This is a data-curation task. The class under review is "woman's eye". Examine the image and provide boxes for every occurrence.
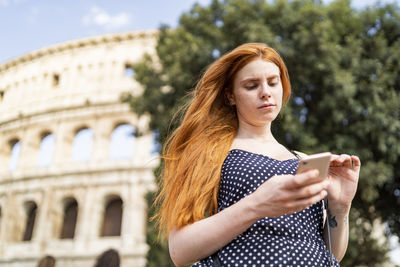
[269,78,279,87]
[245,83,258,89]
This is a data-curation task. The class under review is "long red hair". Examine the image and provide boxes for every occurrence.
[154,43,292,237]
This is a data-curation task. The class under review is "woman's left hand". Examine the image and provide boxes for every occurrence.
[326,154,361,215]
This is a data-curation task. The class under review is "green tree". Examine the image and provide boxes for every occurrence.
[123,0,400,266]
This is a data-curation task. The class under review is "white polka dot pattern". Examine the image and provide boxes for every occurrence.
[192,149,339,267]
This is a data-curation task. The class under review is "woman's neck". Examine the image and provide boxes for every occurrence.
[235,122,277,143]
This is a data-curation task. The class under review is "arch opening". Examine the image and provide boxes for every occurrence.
[94,249,120,267]
[72,128,93,162]
[37,255,56,267]
[60,198,78,239]
[100,197,123,237]
[110,124,135,160]
[38,133,55,167]
[9,139,21,172]
[23,201,37,241]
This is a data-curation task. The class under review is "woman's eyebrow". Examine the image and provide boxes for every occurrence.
[267,74,280,80]
[240,78,259,84]
[240,74,279,84]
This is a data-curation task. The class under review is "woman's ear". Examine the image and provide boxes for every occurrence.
[225,88,235,105]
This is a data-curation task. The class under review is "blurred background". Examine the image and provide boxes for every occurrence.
[0,0,399,266]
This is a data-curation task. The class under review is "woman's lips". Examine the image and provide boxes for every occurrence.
[258,103,275,109]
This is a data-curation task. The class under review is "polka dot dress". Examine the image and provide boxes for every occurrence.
[192,149,339,267]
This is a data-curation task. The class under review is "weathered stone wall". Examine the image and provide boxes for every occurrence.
[0,30,158,267]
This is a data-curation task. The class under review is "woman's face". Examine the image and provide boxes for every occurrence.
[227,59,283,127]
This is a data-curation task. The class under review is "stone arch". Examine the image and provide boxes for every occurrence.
[108,120,135,136]
[73,124,92,138]
[37,130,56,167]
[60,197,78,239]
[0,137,15,171]
[94,249,120,267]
[22,200,37,241]
[109,122,135,160]
[111,120,132,130]
[37,255,56,267]
[124,62,135,78]
[39,130,53,140]
[71,125,94,162]
[8,137,21,172]
[100,195,123,237]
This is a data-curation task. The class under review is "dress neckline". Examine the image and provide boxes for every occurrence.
[229,148,299,162]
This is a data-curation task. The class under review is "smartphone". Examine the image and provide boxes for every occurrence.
[296,152,332,179]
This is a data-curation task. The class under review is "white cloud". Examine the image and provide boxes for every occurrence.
[0,0,28,7]
[82,6,131,30]
[0,0,9,6]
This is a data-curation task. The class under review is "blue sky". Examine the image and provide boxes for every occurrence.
[0,0,397,64]
[0,0,211,63]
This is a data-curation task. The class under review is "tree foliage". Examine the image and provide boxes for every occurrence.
[122,0,400,266]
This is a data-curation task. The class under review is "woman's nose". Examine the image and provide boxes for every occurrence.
[259,82,272,99]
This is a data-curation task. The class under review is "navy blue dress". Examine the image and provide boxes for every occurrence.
[192,149,339,267]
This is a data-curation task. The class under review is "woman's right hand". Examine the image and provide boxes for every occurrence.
[247,169,329,219]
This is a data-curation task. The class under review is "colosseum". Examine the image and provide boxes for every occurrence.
[0,30,158,267]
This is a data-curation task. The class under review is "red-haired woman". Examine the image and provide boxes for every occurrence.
[154,43,360,267]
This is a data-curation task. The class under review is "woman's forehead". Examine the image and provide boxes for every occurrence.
[235,59,280,81]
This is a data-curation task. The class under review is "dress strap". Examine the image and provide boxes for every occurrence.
[290,149,302,159]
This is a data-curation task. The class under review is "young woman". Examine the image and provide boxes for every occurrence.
[154,43,360,266]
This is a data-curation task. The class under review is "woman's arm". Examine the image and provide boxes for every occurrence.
[324,206,350,261]
[169,194,258,267]
[324,154,361,261]
[169,169,329,266]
